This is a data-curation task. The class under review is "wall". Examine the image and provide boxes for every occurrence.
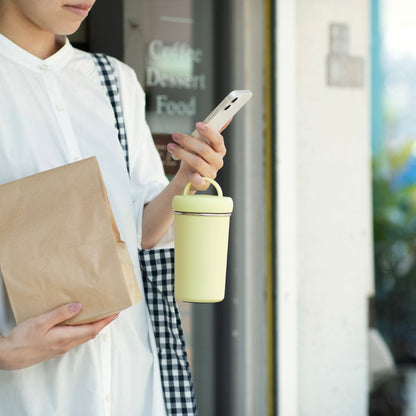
[277,0,373,415]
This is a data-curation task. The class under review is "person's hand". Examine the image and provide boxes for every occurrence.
[0,303,118,370]
[167,121,228,191]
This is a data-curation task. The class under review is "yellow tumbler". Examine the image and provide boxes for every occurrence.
[173,178,234,302]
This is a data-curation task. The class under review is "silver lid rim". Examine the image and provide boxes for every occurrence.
[174,211,232,217]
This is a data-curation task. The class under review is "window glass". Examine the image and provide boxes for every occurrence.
[371,1,416,414]
[143,2,209,130]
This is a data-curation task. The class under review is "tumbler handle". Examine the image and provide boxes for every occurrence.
[183,177,224,197]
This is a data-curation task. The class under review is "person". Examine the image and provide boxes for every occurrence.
[0,1,226,414]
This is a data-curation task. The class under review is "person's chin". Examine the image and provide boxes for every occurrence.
[56,22,84,36]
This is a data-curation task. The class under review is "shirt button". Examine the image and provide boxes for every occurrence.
[102,333,109,342]
[39,63,48,71]
[73,156,81,162]
[105,394,111,403]
[56,104,64,112]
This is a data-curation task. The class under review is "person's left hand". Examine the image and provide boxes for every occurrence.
[167,121,229,191]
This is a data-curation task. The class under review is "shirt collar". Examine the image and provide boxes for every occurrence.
[0,33,74,72]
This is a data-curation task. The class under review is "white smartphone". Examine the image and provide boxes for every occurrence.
[191,90,253,138]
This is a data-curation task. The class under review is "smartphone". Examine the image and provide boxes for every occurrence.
[191,90,253,138]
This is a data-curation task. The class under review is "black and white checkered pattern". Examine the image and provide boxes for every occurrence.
[92,53,130,174]
[139,249,198,415]
[92,54,197,415]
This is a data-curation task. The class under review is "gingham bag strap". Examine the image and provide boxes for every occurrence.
[92,53,198,416]
[139,249,198,415]
[91,53,130,174]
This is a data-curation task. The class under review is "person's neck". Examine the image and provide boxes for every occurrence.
[0,6,61,59]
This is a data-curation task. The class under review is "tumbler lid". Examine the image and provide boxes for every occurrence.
[173,178,234,214]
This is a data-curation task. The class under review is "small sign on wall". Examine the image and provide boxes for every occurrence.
[327,23,364,88]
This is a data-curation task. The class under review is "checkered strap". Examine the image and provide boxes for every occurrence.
[139,249,197,415]
[92,53,198,416]
[91,53,130,174]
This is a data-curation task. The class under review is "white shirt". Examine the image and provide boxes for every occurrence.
[0,34,169,416]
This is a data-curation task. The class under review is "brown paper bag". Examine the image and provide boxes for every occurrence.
[0,157,141,325]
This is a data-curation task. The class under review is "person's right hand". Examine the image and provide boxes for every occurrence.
[0,303,118,370]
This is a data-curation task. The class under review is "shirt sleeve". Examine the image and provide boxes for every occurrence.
[114,59,173,248]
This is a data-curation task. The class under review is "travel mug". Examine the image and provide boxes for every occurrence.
[173,178,234,302]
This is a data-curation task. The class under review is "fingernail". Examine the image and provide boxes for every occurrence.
[172,132,181,140]
[196,122,206,131]
[69,303,82,313]
[167,143,176,152]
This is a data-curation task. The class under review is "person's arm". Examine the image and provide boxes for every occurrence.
[141,122,226,249]
[0,303,117,370]
[117,62,228,249]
